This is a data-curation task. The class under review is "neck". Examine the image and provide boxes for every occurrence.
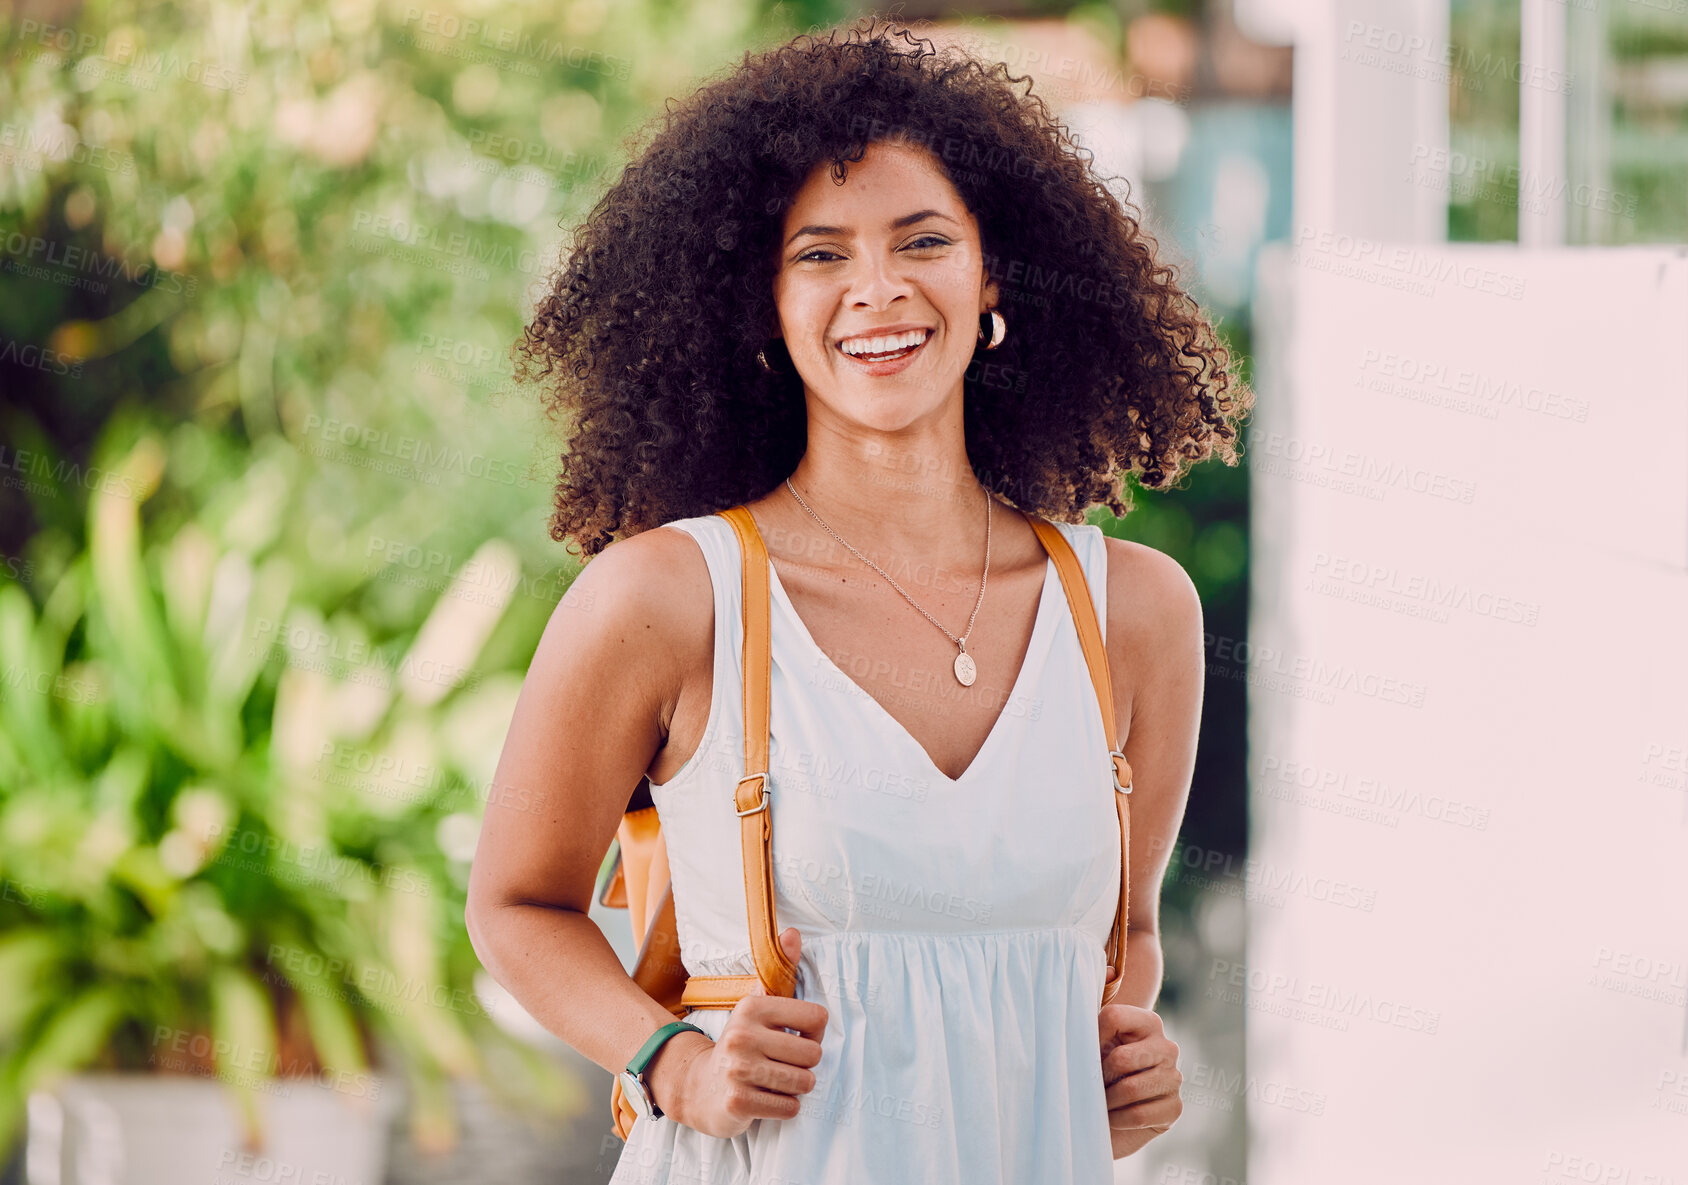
[783,409,992,563]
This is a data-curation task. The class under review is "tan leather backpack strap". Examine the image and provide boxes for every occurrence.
[716,506,800,997]
[630,882,687,1017]
[1025,517,1133,1007]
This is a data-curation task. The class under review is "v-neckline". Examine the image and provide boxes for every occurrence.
[764,550,1061,786]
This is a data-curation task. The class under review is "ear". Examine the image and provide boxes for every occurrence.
[981,273,1000,315]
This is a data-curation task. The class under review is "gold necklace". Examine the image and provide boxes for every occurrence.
[783,477,992,687]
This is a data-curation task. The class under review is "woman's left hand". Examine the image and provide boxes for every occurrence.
[1099,1003,1183,1158]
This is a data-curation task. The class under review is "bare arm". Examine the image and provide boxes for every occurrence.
[1098,536,1204,1157]
[464,526,714,1104]
[1104,534,1206,996]
[464,526,827,1136]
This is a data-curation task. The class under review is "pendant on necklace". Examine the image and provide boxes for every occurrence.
[953,650,977,687]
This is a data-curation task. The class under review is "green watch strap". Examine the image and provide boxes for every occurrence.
[625,1020,707,1077]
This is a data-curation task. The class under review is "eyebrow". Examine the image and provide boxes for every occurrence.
[785,209,960,247]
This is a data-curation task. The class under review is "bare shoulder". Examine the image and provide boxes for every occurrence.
[1100,535,1202,639]
[469,524,717,920]
[1100,534,1205,713]
[532,523,714,684]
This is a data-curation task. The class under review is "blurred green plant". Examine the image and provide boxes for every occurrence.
[0,0,821,1160]
[0,430,581,1161]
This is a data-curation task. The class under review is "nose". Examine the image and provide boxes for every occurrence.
[845,246,913,311]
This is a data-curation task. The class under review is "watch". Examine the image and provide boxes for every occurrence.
[619,1020,708,1122]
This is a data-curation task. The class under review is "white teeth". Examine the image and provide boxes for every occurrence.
[839,329,930,356]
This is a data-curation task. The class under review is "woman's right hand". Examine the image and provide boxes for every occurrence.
[653,928,828,1138]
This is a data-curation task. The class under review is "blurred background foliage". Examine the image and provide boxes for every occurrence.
[0,0,1255,1173]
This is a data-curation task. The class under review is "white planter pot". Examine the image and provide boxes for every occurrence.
[26,1072,400,1185]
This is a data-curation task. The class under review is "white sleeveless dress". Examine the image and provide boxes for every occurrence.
[609,512,1122,1184]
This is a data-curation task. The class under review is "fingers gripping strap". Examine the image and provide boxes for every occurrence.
[1025,518,1133,1005]
[715,507,799,998]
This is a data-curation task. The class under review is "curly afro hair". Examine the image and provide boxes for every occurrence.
[515,16,1252,558]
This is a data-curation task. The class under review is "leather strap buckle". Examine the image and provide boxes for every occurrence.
[734,773,770,816]
[1109,750,1133,794]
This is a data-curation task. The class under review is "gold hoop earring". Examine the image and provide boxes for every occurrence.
[756,345,776,374]
[978,309,1006,350]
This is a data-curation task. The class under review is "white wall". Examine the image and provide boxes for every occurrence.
[1247,239,1688,1182]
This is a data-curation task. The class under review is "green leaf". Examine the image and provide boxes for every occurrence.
[93,744,149,817]
[160,521,216,687]
[0,582,54,763]
[87,437,179,721]
[110,844,178,919]
[268,919,371,1078]
[8,983,127,1096]
[403,1056,459,1157]
[209,965,277,1148]
[293,978,370,1080]
[0,931,63,1041]
[206,552,292,717]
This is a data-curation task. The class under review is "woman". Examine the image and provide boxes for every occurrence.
[466,18,1249,1183]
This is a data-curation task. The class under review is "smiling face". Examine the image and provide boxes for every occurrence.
[772,139,998,435]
